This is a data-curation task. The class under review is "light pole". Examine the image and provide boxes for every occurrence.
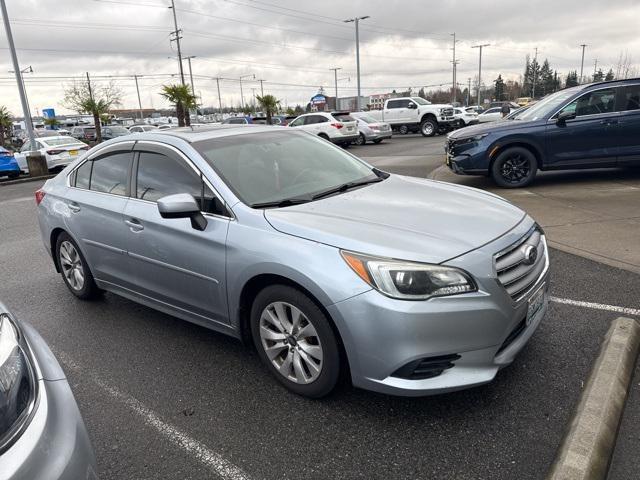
[344,15,369,111]
[451,32,460,103]
[168,0,185,85]
[239,74,254,110]
[184,56,196,94]
[472,44,490,108]
[579,44,587,84]
[258,79,265,97]
[133,75,143,120]
[531,47,538,98]
[1,0,36,151]
[214,77,222,112]
[330,67,341,109]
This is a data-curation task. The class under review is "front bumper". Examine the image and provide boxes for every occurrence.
[0,321,98,479]
[444,139,491,175]
[327,219,549,396]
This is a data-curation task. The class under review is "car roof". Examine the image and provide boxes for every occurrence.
[118,124,286,144]
[588,77,640,89]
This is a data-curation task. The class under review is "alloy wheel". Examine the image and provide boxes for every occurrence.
[500,154,531,184]
[422,121,435,136]
[259,301,323,384]
[59,240,85,291]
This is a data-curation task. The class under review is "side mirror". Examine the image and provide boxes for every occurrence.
[407,103,417,109]
[556,110,576,125]
[157,193,207,231]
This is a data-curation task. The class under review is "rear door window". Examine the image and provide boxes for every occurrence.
[386,100,403,109]
[74,161,92,189]
[622,85,640,111]
[89,152,132,196]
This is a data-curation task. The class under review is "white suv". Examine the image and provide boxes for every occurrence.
[288,112,359,146]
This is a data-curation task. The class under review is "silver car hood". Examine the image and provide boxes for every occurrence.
[265,175,526,264]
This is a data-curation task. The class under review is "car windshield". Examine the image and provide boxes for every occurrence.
[355,114,378,123]
[332,113,355,122]
[515,86,582,121]
[193,130,378,207]
[411,97,431,105]
[41,136,84,147]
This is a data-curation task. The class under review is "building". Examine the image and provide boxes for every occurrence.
[368,93,393,110]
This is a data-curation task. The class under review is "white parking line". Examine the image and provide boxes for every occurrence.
[550,296,640,317]
[56,351,253,480]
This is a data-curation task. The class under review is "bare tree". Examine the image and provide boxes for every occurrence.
[63,74,122,142]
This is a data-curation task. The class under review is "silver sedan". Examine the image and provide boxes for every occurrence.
[35,126,549,398]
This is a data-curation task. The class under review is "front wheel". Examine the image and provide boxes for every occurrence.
[355,133,366,146]
[420,118,437,137]
[251,285,341,398]
[490,147,538,188]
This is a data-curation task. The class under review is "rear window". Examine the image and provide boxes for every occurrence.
[332,113,355,122]
[41,136,84,147]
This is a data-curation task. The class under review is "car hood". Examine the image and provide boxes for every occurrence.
[264,175,526,264]
[448,118,540,139]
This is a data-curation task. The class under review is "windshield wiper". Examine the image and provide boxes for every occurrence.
[251,197,312,209]
[311,176,384,200]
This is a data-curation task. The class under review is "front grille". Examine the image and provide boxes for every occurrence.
[495,227,547,301]
[392,354,461,380]
[496,318,527,355]
[441,107,454,116]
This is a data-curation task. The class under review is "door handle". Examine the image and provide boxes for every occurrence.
[125,219,144,232]
[68,202,81,213]
[600,119,619,125]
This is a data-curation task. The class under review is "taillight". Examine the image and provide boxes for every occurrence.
[330,123,344,129]
[35,189,46,205]
[46,149,65,155]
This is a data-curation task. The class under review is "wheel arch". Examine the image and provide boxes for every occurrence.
[50,227,67,273]
[420,112,438,124]
[488,140,542,173]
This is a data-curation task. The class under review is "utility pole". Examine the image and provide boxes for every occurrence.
[472,44,490,108]
[1,0,36,151]
[185,56,196,94]
[133,75,143,120]
[330,67,341,109]
[214,77,222,112]
[258,79,265,97]
[451,33,460,103]
[593,58,598,81]
[579,44,587,84]
[467,78,471,106]
[344,15,369,111]
[169,0,185,85]
[531,47,538,98]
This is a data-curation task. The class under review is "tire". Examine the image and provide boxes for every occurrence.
[490,147,538,188]
[373,139,383,144]
[7,171,19,179]
[250,285,341,398]
[55,232,101,300]
[420,118,437,137]
[355,133,366,146]
[398,125,409,135]
[318,133,329,141]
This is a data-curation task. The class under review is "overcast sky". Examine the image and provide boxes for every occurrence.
[1,0,639,116]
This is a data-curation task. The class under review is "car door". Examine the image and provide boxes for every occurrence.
[383,99,405,123]
[123,142,231,325]
[64,142,134,288]
[545,87,619,167]
[616,84,640,165]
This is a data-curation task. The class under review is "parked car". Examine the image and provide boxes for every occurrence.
[70,126,96,142]
[350,112,392,145]
[477,106,518,123]
[128,124,158,134]
[452,107,479,127]
[36,126,548,398]
[102,125,130,140]
[488,101,520,109]
[445,78,640,187]
[0,302,97,479]
[221,116,253,125]
[157,124,177,130]
[0,146,20,179]
[367,97,455,136]
[516,97,534,106]
[288,112,359,147]
[15,136,89,174]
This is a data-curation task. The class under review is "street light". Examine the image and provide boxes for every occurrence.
[471,44,490,108]
[9,65,33,124]
[239,73,255,110]
[344,15,369,111]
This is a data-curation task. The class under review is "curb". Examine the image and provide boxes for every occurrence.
[547,317,640,480]
[0,174,55,187]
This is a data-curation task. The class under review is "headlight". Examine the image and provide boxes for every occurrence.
[0,312,38,453]
[454,133,488,145]
[341,251,477,300]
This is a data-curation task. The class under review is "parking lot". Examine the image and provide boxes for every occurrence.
[1,136,639,479]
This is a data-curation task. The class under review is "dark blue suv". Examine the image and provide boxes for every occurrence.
[445,78,640,187]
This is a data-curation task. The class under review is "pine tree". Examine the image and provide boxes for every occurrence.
[605,69,615,81]
[418,87,426,99]
[593,69,604,82]
[565,71,579,87]
[494,75,505,101]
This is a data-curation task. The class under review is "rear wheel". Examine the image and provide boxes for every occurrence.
[490,147,538,188]
[398,125,409,135]
[355,133,366,146]
[250,285,341,398]
[7,171,19,179]
[56,232,101,299]
[420,118,437,137]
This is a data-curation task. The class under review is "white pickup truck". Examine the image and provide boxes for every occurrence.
[367,97,455,136]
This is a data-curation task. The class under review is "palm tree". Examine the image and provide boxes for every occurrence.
[160,84,197,127]
[256,94,281,125]
[0,106,12,148]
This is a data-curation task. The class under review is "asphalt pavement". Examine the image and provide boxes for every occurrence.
[1,137,639,479]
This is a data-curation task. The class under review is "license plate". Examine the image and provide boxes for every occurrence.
[69,150,78,156]
[526,284,546,325]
